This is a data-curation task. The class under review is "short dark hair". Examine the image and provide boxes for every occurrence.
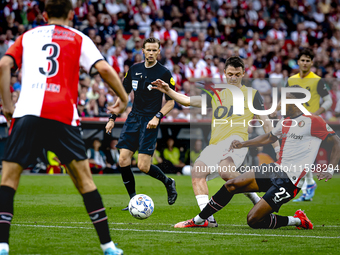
[298,48,314,61]
[289,85,306,99]
[143,37,161,49]
[224,56,245,71]
[45,0,73,20]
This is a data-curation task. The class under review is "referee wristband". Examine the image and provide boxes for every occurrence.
[109,114,117,121]
[274,146,280,153]
[155,112,164,120]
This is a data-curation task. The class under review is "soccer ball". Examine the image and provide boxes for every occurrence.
[128,194,154,220]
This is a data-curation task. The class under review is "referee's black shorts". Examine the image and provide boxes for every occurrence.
[3,115,87,168]
[255,163,300,212]
[117,112,158,155]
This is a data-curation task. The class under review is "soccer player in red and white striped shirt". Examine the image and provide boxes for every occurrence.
[0,1,128,254]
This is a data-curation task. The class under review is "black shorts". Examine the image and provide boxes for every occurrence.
[255,163,300,212]
[3,115,87,168]
[117,112,158,155]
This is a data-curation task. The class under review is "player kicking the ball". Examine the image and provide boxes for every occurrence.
[174,87,340,229]
[152,57,280,227]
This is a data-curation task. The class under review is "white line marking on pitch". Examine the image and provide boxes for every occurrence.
[15,222,340,228]
[12,224,340,239]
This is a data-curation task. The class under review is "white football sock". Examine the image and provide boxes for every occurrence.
[287,216,301,226]
[196,195,215,222]
[301,178,307,194]
[0,243,9,252]
[100,241,116,252]
[196,195,209,211]
[193,215,205,225]
[244,192,261,205]
[305,171,315,185]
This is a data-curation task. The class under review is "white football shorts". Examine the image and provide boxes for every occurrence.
[195,135,248,181]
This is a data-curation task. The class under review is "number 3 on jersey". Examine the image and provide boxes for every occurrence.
[39,43,60,77]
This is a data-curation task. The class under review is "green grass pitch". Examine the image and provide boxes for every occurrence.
[6,174,340,254]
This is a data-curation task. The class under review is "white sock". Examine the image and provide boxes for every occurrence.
[196,195,215,222]
[244,192,261,205]
[196,195,209,211]
[301,178,307,194]
[100,241,116,252]
[193,215,205,225]
[0,243,9,252]
[305,171,315,185]
[287,216,301,226]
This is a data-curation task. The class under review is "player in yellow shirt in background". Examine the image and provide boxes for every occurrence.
[152,57,280,227]
[277,48,332,201]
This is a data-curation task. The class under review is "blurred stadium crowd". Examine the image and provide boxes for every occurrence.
[1,0,339,173]
[1,0,340,121]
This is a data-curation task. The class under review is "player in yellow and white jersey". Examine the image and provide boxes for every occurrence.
[276,48,332,202]
[152,57,280,227]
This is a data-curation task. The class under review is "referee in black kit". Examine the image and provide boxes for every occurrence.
[106,37,177,210]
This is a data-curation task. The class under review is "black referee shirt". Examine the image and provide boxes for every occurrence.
[123,61,175,116]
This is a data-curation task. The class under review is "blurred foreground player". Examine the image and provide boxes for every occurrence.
[0,1,128,254]
[174,87,340,229]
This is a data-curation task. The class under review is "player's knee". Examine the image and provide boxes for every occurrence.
[137,162,149,173]
[191,163,209,179]
[77,179,96,194]
[119,155,131,167]
[219,171,234,182]
[247,213,262,229]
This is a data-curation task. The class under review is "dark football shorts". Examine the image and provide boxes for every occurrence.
[3,115,87,168]
[255,163,300,212]
[117,112,158,155]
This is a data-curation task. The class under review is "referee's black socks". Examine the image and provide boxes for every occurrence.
[147,165,169,185]
[120,165,136,199]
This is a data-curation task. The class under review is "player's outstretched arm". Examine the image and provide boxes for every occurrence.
[229,132,278,152]
[95,60,128,114]
[258,115,281,158]
[317,134,340,182]
[0,56,15,122]
[151,79,202,107]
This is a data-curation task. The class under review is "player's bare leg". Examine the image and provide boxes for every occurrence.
[191,161,217,226]
[176,170,313,229]
[0,162,23,254]
[67,159,96,193]
[175,170,258,228]
[247,198,312,229]
[219,157,260,205]
[67,159,122,254]
[138,153,177,205]
[118,149,136,210]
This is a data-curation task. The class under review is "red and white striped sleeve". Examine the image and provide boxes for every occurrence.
[310,115,335,140]
[79,34,104,75]
[5,34,24,70]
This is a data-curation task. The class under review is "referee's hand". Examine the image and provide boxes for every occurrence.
[147,116,159,129]
[106,119,115,134]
